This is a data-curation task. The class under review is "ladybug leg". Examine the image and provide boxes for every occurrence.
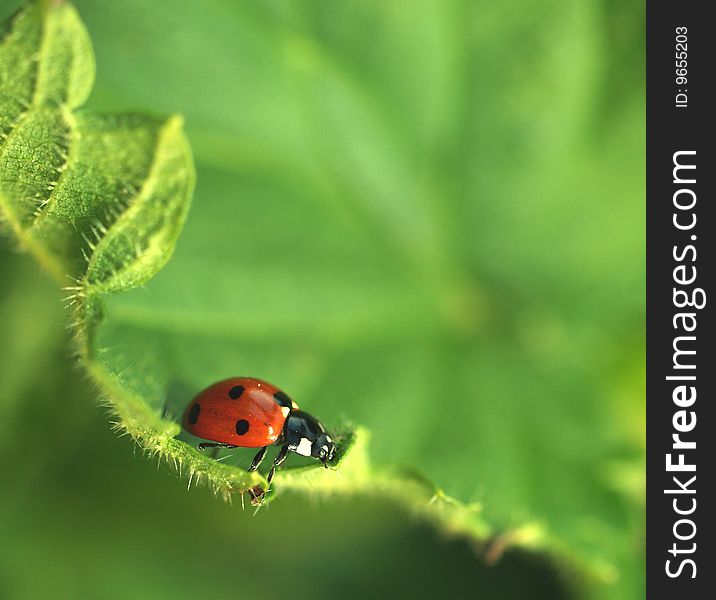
[248,446,268,472]
[197,442,237,451]
[266,444,290,486]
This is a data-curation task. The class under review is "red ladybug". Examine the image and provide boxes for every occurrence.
[182,377,336,486]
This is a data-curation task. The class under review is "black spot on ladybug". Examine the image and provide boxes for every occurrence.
[273,391,292,408]
[188,403,201,425]
[229,385,245,399]
[235,419,250,435]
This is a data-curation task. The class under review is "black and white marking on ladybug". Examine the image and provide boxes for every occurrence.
[284,410,335,462]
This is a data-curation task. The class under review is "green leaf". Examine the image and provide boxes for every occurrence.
[0,1,193,291]
[1,1,645,597]
[0,4,234,487]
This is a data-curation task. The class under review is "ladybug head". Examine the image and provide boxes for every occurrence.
[285,410,336,466]
[313,433,336,467]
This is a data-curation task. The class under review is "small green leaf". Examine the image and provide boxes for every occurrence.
[0,1,193,288]
[79,113,194,292]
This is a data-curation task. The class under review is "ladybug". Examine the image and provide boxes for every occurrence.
[182,377,336,486]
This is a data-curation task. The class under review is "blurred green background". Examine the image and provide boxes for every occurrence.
[1,0,644,598]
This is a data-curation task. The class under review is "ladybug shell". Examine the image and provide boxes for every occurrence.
[182,377,298,448]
